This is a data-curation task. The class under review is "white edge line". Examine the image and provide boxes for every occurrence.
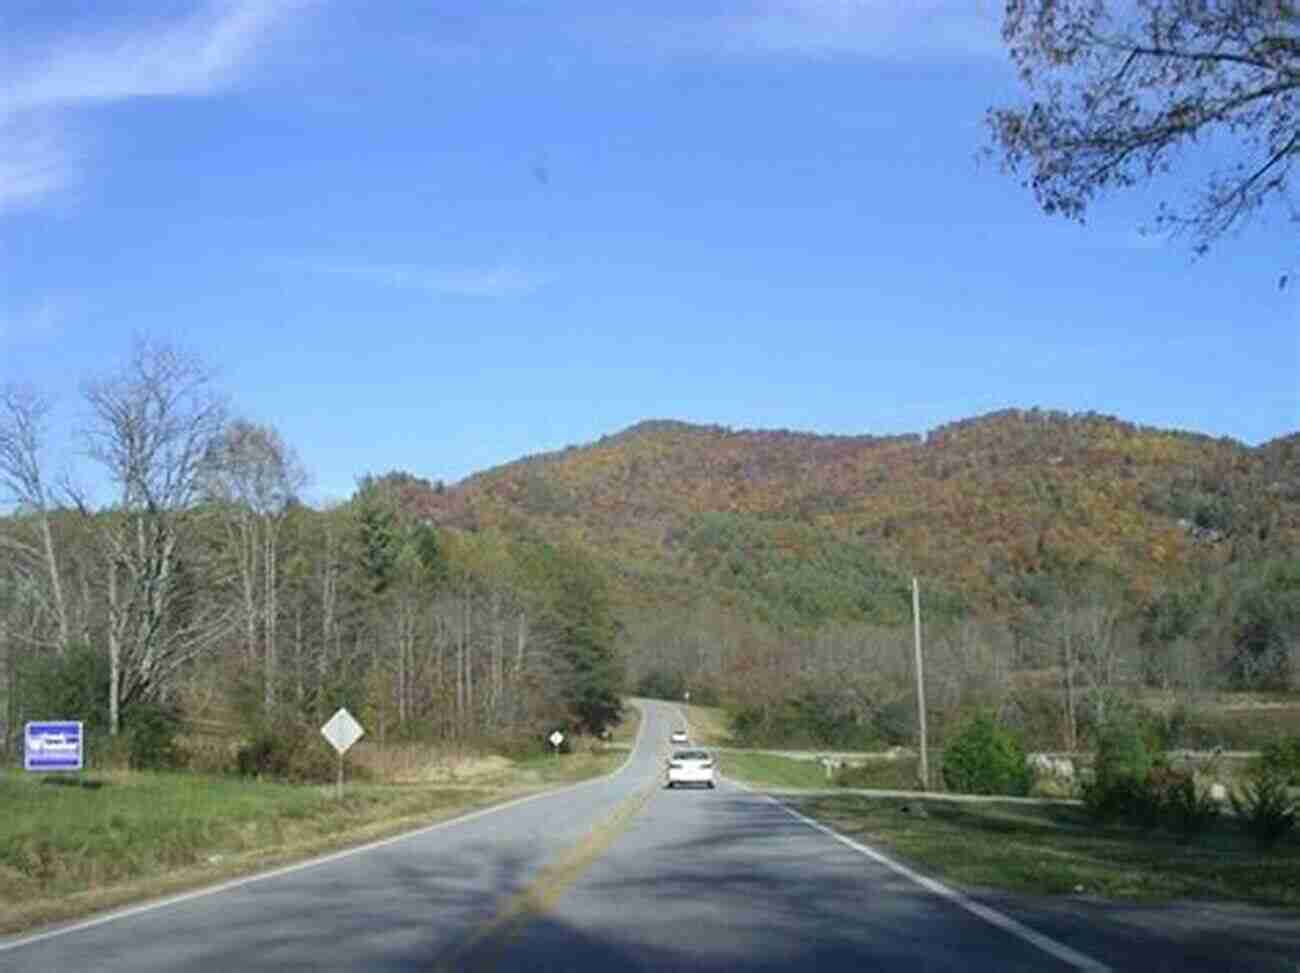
[730,780,1112,973]
[0,701,650,955]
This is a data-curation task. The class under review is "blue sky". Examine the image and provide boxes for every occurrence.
[3,1,1297,504]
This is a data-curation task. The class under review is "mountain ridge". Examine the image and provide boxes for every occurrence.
[386,408,1299,625]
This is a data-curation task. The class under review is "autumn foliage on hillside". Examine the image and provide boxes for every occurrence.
[399,410,1298,625]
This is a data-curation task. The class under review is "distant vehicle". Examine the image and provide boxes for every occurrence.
[666,749,715,789]
[670,730,689,745]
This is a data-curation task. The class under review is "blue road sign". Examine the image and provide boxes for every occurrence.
[25,721,84,772]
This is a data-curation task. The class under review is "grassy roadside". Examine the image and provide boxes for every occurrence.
[723,750,934,791]
[722,751,831,789]
[681,703,732,746]
[0,747,626,936]
[787,793,1300,909]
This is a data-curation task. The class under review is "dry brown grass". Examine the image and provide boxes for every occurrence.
[348,742,516,784]
[682,703,732,746]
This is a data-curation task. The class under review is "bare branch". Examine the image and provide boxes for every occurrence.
[991,0,1300,256]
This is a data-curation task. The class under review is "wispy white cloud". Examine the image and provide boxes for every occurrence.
[0,117,76,213]
[287,259,550,299]
[0,1,309,211]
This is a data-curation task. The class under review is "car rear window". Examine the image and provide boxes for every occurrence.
[674,750,709,760]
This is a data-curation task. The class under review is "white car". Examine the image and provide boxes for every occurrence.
[670,730,689,745]
[666,749,716,789]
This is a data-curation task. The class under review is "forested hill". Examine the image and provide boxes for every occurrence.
[388,409,1299,627]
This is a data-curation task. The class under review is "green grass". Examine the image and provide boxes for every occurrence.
[721,752,832,789]
[833,758,930,791]
[723,750,937,791]
[0,748,625,933]
[0,773,491,906]
[793,794,1300,908]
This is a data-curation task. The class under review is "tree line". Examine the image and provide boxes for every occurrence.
[0,338,622,764]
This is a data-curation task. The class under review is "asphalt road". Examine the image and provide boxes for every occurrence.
[3,699,1297,971]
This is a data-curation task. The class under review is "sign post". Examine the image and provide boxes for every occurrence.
[320,708,365,800]
[25,721,84,774]
[548,730,564,757]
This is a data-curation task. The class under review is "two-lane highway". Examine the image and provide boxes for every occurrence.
[7,699,1297,970]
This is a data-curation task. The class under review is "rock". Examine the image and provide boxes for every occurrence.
[1027,753,1075,780]
[1027,753,1054,774]
[1209,782,1228,802]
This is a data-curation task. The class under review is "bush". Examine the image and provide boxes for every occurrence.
[1092,718,1152,790]
[1230,774,1297,849]
[1084,720,1156,824]
[871,699,917,746]
[1163,775,1221,841]
[123,702,184,771]
[1083,774,1155,824]
[15,643,111,761]
[1256,735,1300,787]
[236,723,340,783]
[941,714,1032,796]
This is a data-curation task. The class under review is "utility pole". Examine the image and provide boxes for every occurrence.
[912,576,929,791]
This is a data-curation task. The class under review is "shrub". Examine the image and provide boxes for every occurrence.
[941,714,1032,796]
[1230,774,1297,849]
[1083,774,1154,824]
[1164,770,1222,837]
[236,723,340,783]
[123,702,184,771]
[1256,735,1300,787]
[1092,718,1152,791]
[871,699,917,746]
[15,643,111,762]
[1082,721,1157,825]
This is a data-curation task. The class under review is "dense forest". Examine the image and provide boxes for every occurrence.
[2,339,1298,764]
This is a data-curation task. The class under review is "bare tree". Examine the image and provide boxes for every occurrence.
[81,338,232,734]
[990,0,1300,263]
[201,420,306,713]
[0,384,69,650]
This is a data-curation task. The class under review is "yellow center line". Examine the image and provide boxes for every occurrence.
[432,780,659,972]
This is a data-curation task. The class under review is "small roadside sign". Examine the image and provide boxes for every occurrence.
[548,730,564,756]
[320,708,365,800]
[26,721,84,772]
[320,708,365,755]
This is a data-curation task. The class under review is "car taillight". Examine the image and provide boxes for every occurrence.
[669,760,683,769]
